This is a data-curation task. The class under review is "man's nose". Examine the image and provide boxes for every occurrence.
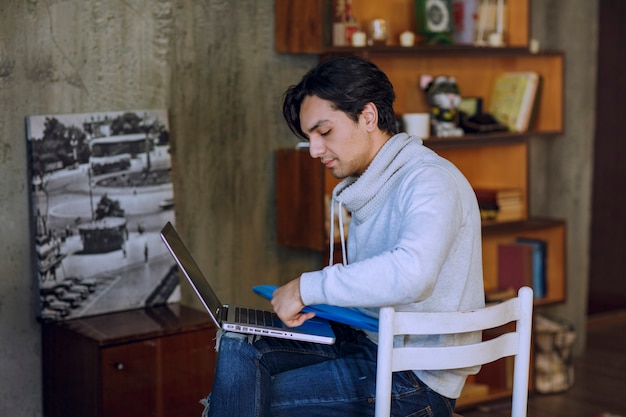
[308,136,324,159]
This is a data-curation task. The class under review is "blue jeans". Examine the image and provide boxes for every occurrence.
[203,323,455,417]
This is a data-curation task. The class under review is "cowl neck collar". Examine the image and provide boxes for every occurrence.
[332,133,424,223]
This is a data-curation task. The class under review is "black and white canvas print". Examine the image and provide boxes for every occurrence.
[26,109,180,321]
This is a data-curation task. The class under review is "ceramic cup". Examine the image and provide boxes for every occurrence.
[400,31,416,47]
[402,113,430,138]
[352,31,367,47]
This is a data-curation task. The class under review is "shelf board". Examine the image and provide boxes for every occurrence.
[424,133,527,150]
[482,217,565,235]
[322,45,544,58]
[411,128,562,151]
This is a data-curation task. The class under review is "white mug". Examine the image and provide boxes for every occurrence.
[400,31,415,47]
[402,113,430,138]
[351,31,367,47]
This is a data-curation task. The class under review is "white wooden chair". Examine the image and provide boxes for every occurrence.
[375,286,533,417]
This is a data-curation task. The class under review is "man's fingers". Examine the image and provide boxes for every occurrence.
[283,311,316,328]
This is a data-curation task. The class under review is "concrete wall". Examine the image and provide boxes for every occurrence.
[0,1,596,415]
[529,0,598,350]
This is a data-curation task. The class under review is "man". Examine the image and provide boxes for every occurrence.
[204,55,484,417]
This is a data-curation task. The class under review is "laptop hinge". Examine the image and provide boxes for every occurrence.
[218,305,229,321]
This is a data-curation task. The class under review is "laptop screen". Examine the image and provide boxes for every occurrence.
[160,222,224,326]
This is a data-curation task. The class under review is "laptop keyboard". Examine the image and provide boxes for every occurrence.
[235,307,283,328]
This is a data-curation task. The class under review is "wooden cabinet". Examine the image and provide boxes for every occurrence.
[42,304,217,417]
[274,0,566,408]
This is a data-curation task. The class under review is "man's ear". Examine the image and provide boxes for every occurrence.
[361,102,379,132]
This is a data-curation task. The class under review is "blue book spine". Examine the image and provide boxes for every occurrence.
[516,238,547,298]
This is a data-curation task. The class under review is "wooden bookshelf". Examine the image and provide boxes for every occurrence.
[274,0,566,408]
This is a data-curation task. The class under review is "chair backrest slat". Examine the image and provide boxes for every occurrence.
[391,333,520,371]
[392,297,521,335]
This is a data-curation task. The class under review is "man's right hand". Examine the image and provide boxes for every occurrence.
[271,277,316,327]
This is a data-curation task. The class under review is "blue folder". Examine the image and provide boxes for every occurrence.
[253,285,379,332]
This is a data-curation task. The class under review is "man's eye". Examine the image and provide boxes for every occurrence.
[321,130,331,136]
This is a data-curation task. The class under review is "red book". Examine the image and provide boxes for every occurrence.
[497,242,534,292]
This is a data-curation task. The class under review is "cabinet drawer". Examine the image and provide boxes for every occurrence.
[101,329,215,417]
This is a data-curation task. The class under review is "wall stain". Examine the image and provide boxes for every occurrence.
[0,53,15,79]
[1,142,12,164]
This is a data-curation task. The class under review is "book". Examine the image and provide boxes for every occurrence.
[488,71,541,132]
[474,188,524,222]
[516,238,548,298]
[497,242,534,292]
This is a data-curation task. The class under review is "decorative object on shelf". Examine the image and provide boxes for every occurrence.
[475,0,507,46]
[458,96,509,134]
[460,112,509,134]
[415,0,454,44]
[332,0,360,46]
[26,109,179,322]
[529,38,541,53]
[458,96,483,117]
[343,0,360,44]
[367,18,390,46]
[332,0,347,46]
[399,30,416,47]
[419,74,464,137]
[452,0,479,44]
[488,71,541,133]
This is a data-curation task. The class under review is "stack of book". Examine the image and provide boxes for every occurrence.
[474,188,524,222]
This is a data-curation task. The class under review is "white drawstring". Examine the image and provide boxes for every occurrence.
[328,198,348,267]
[337,201,347,266]
[329,198,335,266]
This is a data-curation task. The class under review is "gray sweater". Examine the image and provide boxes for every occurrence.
[300,133,485,398]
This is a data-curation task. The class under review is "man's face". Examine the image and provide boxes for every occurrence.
[299,95,374,178]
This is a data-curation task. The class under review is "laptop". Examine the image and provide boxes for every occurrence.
[160,222,335,344]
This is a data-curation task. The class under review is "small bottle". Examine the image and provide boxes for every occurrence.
[343,0,360,45]
[332,0,347,46]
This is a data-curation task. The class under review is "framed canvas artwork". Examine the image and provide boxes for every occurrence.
[26,109,180,321]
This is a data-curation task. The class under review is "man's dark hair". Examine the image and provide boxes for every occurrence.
[283,55,398,140]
